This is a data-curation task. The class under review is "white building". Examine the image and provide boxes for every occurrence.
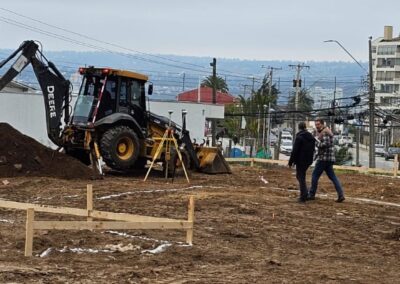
[0,90,224,148]
[309,86,343,109]
[372,26,400,110]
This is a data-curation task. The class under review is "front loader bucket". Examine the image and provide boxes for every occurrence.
[197,147,231,174]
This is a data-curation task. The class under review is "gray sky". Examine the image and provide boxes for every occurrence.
[1,0,399,62]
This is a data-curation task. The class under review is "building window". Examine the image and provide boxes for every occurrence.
[376,71,395,81]
[377,45,396,55]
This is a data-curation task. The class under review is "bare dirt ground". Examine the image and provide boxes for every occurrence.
[0,164,399,283]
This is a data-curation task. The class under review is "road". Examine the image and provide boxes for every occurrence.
[271,144,395,170]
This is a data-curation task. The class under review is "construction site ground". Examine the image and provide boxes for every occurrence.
[0,164,400,283]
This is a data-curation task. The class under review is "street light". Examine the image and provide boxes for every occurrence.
[324,39,375,168]
[324,40,367,72]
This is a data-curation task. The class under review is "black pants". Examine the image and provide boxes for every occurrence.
[296,165,310,200]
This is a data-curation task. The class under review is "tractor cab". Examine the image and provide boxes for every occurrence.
[72,67,150,129]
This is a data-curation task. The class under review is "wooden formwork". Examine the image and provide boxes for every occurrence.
[0,185,194,257]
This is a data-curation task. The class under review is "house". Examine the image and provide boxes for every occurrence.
[177,87,236,105]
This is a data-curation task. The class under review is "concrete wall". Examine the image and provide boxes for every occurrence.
[0,92,224,147]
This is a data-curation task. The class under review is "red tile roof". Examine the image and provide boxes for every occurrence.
[177,87,236,104]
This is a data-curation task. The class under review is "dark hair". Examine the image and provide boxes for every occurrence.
[315,118,325,125]
[298,122,306,130]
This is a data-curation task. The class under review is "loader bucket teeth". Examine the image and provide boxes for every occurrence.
[197,148,231,174]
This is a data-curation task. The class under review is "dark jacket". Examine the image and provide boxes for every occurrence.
[288,130,315,168]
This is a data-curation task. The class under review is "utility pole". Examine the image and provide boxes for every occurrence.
[210,58,217,147]
[241,84,251,99]
[368,37,376,168]
[289,63,309,135]
[266,67,281,153]
[182,72,185,92]
[332,76,336,132]
[356,126,360,166]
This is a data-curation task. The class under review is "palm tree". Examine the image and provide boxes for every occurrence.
[201,75,229,93]
[288,88,314,113]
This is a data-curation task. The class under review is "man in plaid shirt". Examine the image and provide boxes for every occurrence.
[308,118,345,202]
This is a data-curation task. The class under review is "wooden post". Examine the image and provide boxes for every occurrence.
[87,184,93,222]
[250,158,254,167]
[394,154,399,177]
[186,196,195,245]
[25,208,34,257]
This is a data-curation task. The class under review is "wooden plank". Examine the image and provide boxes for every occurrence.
[225,158,252,163]
[33,220,192,230]
[186,196,194,245]
[394,154,398,177]
[87,184,93,222]
[0,199,88,216]
[0,199,183,223]
[24,208,34,257]
[89,210,179,223]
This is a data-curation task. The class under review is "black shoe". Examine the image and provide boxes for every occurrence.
[297,197,306,203]
[335,196,345,203]
[307,195,315,201]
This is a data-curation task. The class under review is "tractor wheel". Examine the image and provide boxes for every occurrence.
[100,126,140,170]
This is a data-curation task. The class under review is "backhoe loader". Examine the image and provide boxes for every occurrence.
[0,40,231,175]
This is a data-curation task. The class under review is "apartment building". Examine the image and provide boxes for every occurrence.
[372,26,400,110]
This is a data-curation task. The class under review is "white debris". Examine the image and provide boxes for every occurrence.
[105,243,140,252]
[105,230,170,244]
[59,247,112,254]
[0,219,14,224]
[259,176,269,184]
[39,248,53,257]
[2,180,10,185]
[64,194,80,199]
[141,243,172,254]
[97,185,206,200]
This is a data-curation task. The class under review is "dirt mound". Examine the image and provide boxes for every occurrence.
[0,123,93,179]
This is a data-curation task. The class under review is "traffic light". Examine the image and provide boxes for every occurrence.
[292,79,302,88]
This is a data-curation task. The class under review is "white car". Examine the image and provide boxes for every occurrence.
[338,136,352,146]
[280,140,293,155]
[375,144,385,156]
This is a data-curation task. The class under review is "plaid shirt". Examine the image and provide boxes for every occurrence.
[315,132,335,162]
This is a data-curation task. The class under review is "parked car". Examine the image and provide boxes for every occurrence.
[269,133,277,146]
[338,136,352,146]
[375,144,385,157]
[281,134,293,142]
[384,147,400,160]
[280,140,293,155]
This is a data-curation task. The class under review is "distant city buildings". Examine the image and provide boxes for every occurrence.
[309,86,343,109]
[372,26,400,110]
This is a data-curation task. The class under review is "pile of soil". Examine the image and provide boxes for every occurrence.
[0,123,93,179]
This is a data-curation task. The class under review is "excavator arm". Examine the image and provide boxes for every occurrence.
[0,40,70,146]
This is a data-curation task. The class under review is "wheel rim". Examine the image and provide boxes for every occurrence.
[116,137,134,160]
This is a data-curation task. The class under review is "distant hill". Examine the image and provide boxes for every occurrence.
[0,49,368,102]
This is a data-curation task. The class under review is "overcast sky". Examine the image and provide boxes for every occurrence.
[1,0,399,62]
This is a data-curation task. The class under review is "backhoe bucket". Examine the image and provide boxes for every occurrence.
[197,147,231,174]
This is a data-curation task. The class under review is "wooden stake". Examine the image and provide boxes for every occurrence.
[186,195,195,245]
[87,184,93,222]
[394,154,399,177]
[25,208,34,257]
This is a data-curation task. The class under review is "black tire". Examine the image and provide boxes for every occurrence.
[100,126,140,170]
[133,157,148,169]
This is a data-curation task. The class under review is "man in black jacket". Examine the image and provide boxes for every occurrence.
[288,122,316,202]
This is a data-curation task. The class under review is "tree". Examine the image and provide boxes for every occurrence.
[288,88,314,113]
[222,76,280,141]
[201,75,229,93]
